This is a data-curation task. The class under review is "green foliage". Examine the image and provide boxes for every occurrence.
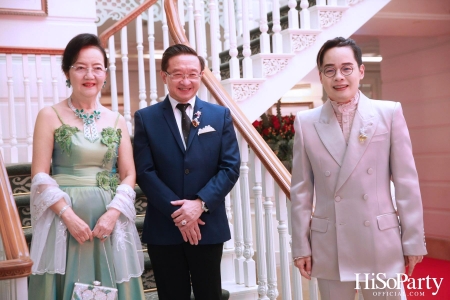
[101,127,122,166]
[54,124,80,156]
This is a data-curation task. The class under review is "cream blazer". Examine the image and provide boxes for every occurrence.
[290,94,427,281]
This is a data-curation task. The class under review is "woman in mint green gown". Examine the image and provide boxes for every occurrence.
[28,33,145,300]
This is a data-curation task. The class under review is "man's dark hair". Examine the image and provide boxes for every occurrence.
[316,37,363,69]
[161,44,205,72]
[62,33,108,74]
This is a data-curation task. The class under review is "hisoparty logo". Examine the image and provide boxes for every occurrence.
[355,273,444,296]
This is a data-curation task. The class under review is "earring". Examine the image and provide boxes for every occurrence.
[103,81,107,88]
[65,79,71,88]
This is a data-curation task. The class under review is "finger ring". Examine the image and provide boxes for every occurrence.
[102,235,108,239]
[181,220,187,226]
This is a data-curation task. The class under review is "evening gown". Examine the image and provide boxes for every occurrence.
[28,108,145,300]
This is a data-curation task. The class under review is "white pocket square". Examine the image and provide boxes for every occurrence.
[198,125,216,135]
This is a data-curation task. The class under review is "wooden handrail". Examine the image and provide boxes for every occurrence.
[99,0,158,48]
[0,154,33,280]
[0,47,63,55]
[165,0,291,197]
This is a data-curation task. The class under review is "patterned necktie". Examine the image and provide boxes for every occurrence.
[176,103,191,146]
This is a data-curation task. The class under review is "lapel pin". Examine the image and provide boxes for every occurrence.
[359,126,367,143]
[192,111,201,127]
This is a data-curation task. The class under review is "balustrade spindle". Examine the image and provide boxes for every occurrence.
[161,0,169,97]
[213,0,222,54]
[251,152,269,299]
[187,0,196,49]
[199,1,208,62]
[287,199,304,299]
[193,0,203,52]
[224,193,234,249]
[316,0,326,5]
[35,55,45,111]
[222,0,230,50]
[194,0,208,101]
[227,0,240,79]
[232,133,245,284]
[259,0,270,54]
[108,36,119,112]
[121,27,132,135]
[299,0,311,29]
[22,55,33,162]
[147,6,158,106]
[288,0,299,29]
[241,0,253,78]
[239,138,256,287]
[275,186,292,300]
[264,169,279,300]
[209,0,221,80]
[177,0,185,30]
[136,12,147,109]
[271,0,283,53]
[232,176,245,284]
[236,0,243,37]
[161,0,170,51]
[50,55,59,105]
[6,54,18,163]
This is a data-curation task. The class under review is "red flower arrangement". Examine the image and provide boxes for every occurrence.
[252,100,296,171]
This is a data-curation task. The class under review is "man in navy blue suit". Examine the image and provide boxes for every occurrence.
[133,44,240,300]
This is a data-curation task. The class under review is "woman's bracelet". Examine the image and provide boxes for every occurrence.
[58,204,71,217]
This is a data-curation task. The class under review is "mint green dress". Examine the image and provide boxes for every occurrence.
[28,108,145,300]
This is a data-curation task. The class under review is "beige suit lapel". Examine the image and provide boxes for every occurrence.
[314,100,346,166]
[335,94,379,193]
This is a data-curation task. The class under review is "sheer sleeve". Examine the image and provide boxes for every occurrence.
[30,172,71,274]
[107,184,144,282]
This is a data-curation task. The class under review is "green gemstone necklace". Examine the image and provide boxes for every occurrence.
[68,97,101,142]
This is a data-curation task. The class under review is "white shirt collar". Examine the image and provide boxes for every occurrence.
[168,95,196,111]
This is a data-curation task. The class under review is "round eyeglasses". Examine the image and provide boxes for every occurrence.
[164,72,202,81]
[321,65,353,78]
[71,65,107,76]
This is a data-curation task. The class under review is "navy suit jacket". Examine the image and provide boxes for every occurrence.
[134,96,240,245]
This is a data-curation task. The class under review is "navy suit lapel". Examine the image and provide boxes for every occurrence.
[186,97,203,151]
[162,97,186,153]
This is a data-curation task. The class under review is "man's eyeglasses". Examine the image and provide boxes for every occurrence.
[321,66,353,78]
[70,65,107,76]
[164,72,202,81]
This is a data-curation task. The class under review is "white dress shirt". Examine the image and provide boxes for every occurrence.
[168,95,196,149]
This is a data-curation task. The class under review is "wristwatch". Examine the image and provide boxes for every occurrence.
[201,201,209,213]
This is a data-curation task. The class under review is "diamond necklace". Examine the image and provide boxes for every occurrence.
[68,97,101,143]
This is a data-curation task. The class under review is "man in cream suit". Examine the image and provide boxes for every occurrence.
[290,37,427,300]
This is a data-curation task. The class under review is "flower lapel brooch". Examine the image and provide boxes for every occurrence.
[359,126,367,143]
[192,111,201,127]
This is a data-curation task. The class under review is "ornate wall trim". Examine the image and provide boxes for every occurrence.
[291,34,317,52]
[232,83,260,102]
